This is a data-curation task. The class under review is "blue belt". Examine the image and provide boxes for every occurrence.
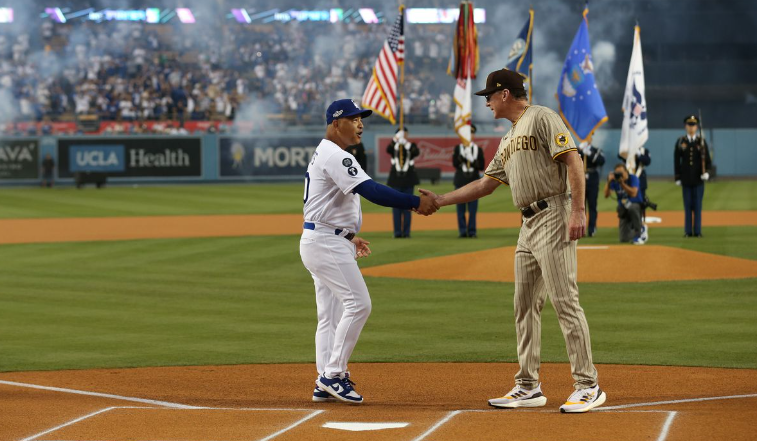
[303,222,355,241]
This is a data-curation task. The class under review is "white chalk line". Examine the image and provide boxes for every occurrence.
[410,409,679,441]
[410,410,462,441]
[18,406,323,441]
[598,393,757,410]
[258,409,325,441]
[657,411,677,441]
[19,406,117,441]
[0,379,196,409]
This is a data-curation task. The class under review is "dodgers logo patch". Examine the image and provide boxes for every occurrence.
[342,158,353,167]
[332,110,343,118]
[555,133,569,147]
[347,167,358,176]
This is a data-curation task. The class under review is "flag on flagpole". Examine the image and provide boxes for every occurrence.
[556,5,607,142]
[619,25,648,175]
[506,8,534,101]
[450,1,478,146]
[361,10,404,125]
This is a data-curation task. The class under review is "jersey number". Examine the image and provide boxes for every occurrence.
[303,172,310,204]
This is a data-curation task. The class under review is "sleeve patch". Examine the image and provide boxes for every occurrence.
[555,133,569,147]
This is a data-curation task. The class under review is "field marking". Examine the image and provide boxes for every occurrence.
[657,411,677,441]
[410,410,462,441]
[258,409,325,441]
[0,380,197,409]
[19,406,323,441]
[322,422,409,431]
[19,406,117,441]
[598,393,757,411]
[410,409,677,441]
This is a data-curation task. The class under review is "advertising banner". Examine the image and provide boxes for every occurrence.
[219,136,321,177]
[58,138,201,178]
[0,139,39,179]
[376,136,501,174]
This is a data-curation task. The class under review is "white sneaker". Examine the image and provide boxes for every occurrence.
[488,384,547,408]
[559,385,607,413]
[640,224,649,241]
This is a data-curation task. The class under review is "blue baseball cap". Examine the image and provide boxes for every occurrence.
[326,99,372,125]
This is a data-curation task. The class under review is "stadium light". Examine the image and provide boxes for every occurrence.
[231,8,251,23]
[358,8,379,24]
[0,8,12,23]
[176,8,195,24]
[45,7,66,23]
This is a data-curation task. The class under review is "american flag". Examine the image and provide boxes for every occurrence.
[361,11,404,124]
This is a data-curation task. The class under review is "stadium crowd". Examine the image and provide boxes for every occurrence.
[0,7,496,133]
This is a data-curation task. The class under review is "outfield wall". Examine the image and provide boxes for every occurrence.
[0,128,755,185]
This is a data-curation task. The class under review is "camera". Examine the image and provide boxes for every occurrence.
[643,195,658,211]
[613,171,623,181]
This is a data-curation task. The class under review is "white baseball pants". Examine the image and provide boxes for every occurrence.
[300,228,372,378]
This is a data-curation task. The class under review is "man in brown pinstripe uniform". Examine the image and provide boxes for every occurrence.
[422,69,606,413]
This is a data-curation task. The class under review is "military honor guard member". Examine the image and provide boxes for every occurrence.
[386,127,420,238]
[674,115,711,238]
[452,124,485,237]
[578,132,605,237]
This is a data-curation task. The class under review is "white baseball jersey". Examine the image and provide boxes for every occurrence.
[304,139,371,232]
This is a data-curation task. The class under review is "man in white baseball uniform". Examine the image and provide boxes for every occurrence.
[301,99,438,404]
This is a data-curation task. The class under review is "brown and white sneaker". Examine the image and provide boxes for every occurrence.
[488,383,547,408]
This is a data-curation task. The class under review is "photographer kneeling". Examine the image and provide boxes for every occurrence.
[604,163,645,244]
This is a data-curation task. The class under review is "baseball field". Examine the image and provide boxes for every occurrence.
[1,179,755,441]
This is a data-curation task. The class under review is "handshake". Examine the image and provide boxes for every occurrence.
[414,188,442,216]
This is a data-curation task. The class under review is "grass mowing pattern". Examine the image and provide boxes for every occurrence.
[0,180,755,218]
[1,228,755,372]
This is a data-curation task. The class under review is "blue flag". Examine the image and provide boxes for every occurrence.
[506,9,533,79]
[556,7,607,142]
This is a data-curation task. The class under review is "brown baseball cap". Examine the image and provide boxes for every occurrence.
[474,68,526,96]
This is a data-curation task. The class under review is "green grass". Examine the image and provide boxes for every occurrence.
[0,179,755,219]
[1,228,755,372]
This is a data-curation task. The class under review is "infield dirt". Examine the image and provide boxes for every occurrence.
[2,363,756,441]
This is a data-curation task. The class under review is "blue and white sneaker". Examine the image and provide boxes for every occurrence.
[640,224,649,242]
[316,374,363,404]
[312,385,336,402]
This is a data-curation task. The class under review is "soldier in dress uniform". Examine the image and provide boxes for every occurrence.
[386,127,420,238]
[347,142,368,170]
[452,124,485,237]
[578,132,605,237]
[674,115,712,237]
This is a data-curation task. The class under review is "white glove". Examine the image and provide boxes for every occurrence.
[701,172,710,181]
[579,141,590,155]
[675,180,681,186]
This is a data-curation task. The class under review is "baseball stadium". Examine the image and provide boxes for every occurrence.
[1,1,755,440]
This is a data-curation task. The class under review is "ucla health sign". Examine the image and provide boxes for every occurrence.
[58,138,201,178]
[69,145,126,172]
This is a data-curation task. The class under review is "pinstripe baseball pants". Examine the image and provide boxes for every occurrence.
[513,193,598,390]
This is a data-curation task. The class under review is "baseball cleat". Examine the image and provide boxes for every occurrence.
[316,374,363,404]
[488,383,547,408]
[559,385,607,413]
[312,385,336,402]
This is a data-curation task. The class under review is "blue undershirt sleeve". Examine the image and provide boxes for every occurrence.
[354,179,420,210]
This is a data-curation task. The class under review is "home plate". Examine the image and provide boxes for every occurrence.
[322,422,410,431]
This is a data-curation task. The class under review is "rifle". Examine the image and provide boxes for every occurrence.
[698,109,707,178]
